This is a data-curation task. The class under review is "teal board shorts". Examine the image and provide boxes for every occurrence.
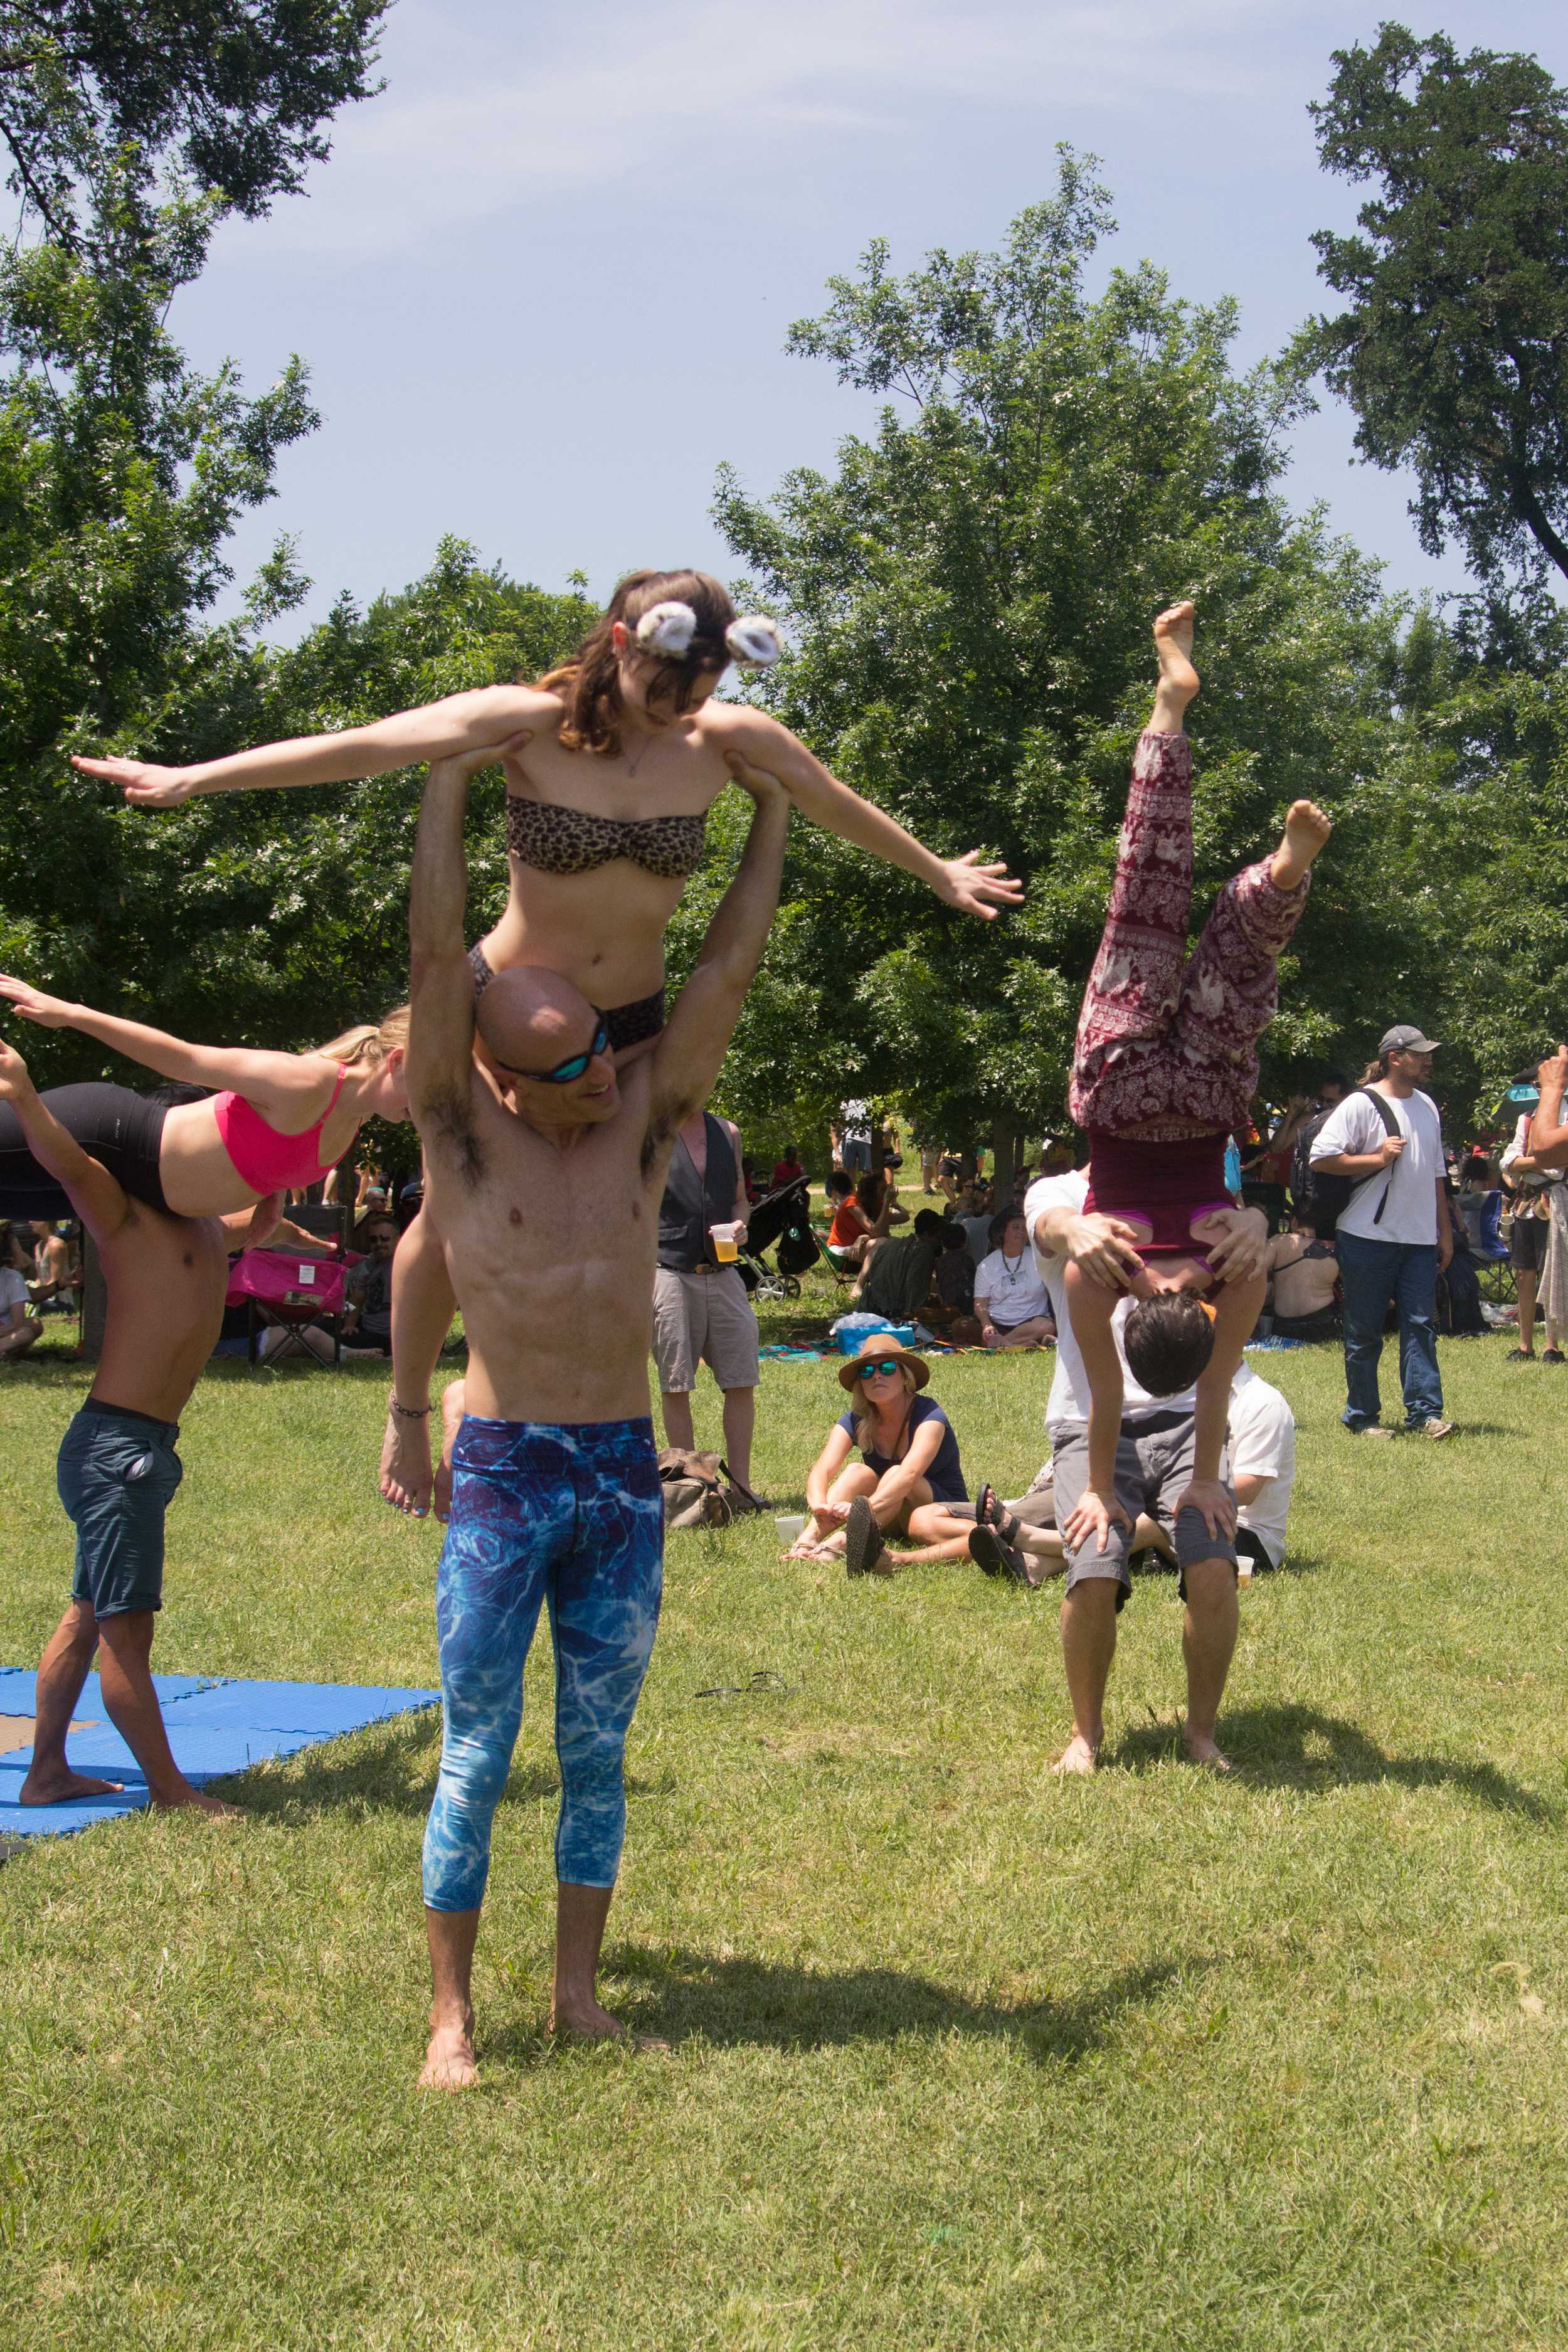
[58,1399,184,1618]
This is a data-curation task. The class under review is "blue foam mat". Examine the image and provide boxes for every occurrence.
[0,1671,438,1840]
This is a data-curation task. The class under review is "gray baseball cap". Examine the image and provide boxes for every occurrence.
[1379,1024,1440,1055]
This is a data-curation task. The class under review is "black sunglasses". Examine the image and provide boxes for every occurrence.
[494,1017,611,1086]
[857,1357,903,1380]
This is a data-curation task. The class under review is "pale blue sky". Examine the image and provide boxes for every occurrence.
[176,1,1568,635]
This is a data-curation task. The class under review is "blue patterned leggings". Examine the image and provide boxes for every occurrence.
[421,1415,664,1912]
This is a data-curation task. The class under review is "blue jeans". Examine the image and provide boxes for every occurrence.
[1334,1231,1443,1429]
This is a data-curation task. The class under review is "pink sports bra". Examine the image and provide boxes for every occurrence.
[212,1066,347,1193]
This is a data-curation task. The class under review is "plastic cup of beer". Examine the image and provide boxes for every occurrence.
[710,1222,741,1263]
[775,1514,807,1543]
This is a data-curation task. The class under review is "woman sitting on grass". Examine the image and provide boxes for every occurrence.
[785,1339,981,1577]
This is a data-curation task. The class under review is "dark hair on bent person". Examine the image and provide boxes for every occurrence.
[1122,1293,1216,1398]
[535,569,738,756]
[913,1208,946,1238]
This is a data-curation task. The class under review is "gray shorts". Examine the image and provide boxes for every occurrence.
[1048,1414,1237,1608]
[651,1266,760,1393]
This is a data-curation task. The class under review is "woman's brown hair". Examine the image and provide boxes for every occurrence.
[536,569,737,756]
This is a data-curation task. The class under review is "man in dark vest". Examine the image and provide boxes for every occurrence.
[652,1106,762,1504]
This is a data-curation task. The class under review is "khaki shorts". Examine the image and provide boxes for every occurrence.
[652,1266,760,1394]
[1049,1414,1237,1608]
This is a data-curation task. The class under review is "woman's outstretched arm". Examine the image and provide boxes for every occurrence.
[0,977,327,1108]
[711,707,1023,922]
[73,685,553,809]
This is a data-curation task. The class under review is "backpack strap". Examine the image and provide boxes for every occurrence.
[1352,1084,1404,1227]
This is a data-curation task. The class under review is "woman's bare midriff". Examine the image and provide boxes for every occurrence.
[476,854,682,1012]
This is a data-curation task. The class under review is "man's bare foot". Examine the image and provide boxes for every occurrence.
[549,1994,670,2052]
[1151,600,1199,727]
[18,1765,124,1806]
[420,2010,479,2090]
[433,1379,466,1523]
[1183,1729,1233,1773]
[151,1784,241,1816]
[1269,798,1332,891]
[381,1396,433,1517]
[1052,1733,1099,1776]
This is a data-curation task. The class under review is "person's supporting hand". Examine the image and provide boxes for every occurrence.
[724,750,790,805]
[1175,1478,1237,1541]
[72,753,205,807]
[1190,1203,1269,1285]
[0,975,77,1029]
[1060,1209,1147,1291]
[812,1502,850,1530]
[933,852,1025,920]
[1062,1486,1132,1554]
[980,1320,999,1346]
[0,1033,34,1101]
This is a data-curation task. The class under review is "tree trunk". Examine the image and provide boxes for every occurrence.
[80,1231,107,1362]
[991,1118,1018,1195]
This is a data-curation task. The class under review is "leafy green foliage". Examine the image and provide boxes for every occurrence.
[0,0,387,245]
[1300,24,1568,605]
[711,154,1424,1142]
[4,539,593,1078]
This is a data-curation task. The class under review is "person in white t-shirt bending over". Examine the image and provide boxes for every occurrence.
[1227,1363,1295,1576]
[1308,1025,1455,1439]
[973,1209,1056,1348]
[1025,1165,1268,1772]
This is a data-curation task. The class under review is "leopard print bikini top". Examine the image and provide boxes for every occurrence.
[504,795,708,879]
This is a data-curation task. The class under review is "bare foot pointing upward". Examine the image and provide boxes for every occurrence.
[1269,800,1332,893]
[1152,600,1200,733]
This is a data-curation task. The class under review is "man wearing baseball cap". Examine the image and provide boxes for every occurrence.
[1308,1026,1456,1438]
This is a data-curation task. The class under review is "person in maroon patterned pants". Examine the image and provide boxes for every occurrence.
[1060,603,1332,1561]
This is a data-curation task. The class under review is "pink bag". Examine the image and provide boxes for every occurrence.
[226,1249,346,1315]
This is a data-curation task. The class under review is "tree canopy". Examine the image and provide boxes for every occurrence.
[1301,23,1568,609]
[0,0,387,243]
[709,154,1441,1151]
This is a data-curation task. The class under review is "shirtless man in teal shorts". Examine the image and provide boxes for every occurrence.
[0,1041,281,1814]
[406,740,789,2089]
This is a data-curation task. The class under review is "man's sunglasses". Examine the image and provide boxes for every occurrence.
[857,1357,903,1380]
[494,1018,611,1086]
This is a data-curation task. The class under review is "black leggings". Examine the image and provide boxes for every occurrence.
[0,1084,168,1217]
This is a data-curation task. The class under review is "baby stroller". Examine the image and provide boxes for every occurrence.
[737,1173,819,1301]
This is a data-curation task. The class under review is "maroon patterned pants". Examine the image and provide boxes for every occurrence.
[1067,730,1308,1138]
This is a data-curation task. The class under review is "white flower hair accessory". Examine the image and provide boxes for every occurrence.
[724,615,781,668]
[634,600,698,659]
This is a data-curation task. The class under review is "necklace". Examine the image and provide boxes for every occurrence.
[1001,1250,1026,1287]
[624,728,660,780]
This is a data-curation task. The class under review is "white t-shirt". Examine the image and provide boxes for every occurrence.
[0,1266,30,1319]
[1024,1172,1197,1431]
[1227,1364,1295,1570]
[973,1246,1050,1327]
[1310,1086,1443,1246]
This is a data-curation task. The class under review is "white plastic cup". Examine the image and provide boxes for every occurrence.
[710,1221,742,1264]
[775,1514,807,1542]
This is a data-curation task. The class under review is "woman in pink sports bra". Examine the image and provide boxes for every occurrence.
[0,976,408,1215]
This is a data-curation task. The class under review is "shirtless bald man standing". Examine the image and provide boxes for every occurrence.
[405,741,789,2089]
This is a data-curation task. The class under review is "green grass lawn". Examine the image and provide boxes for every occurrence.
[3,1257,1567,2350]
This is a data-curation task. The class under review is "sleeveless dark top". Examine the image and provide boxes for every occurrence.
[658,1114,740,1273]
[505,796,707,879]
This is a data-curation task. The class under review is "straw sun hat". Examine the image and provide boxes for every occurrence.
[837,1337,931,1393]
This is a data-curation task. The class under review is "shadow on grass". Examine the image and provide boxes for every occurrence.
[1106,1703,1558,1820]
[486,1944,1194,2065]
